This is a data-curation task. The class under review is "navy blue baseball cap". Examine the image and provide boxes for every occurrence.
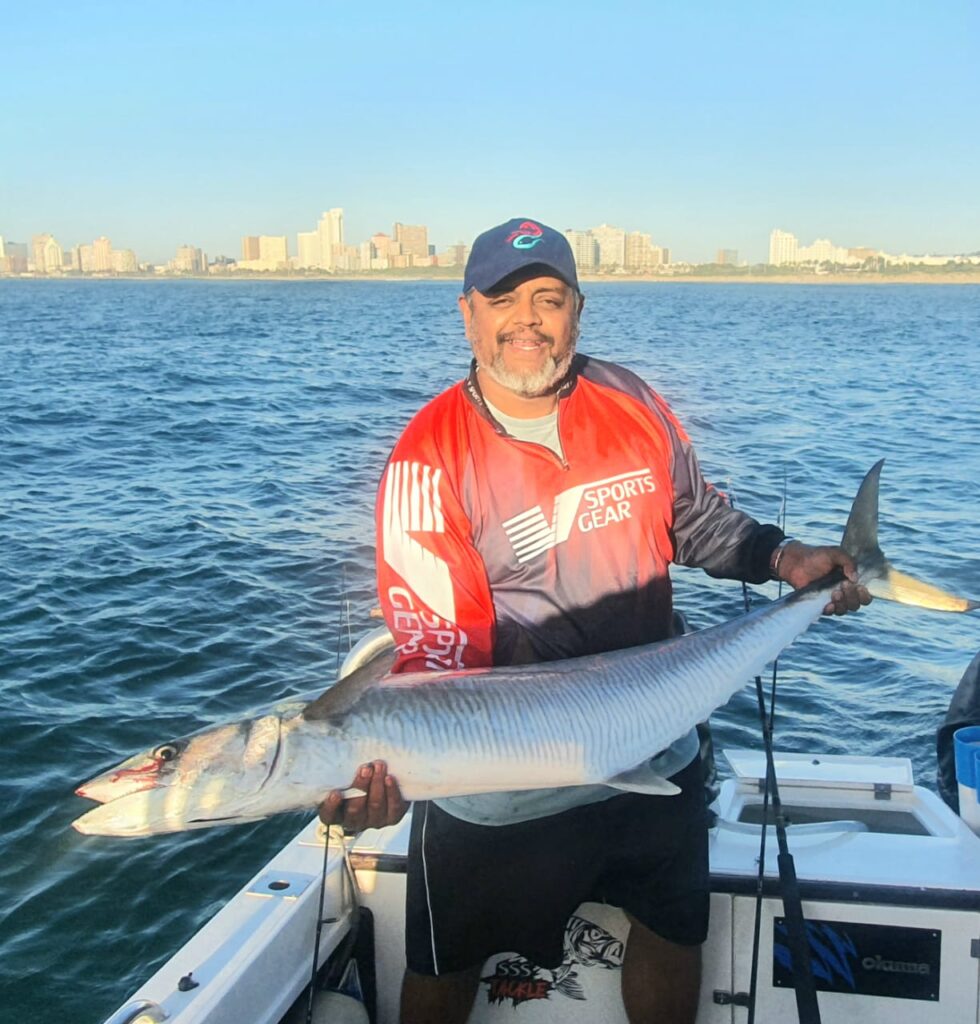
[463,217,580,295]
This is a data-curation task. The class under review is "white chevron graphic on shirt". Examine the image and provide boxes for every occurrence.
[381,460,455,622]
[503,468,654,563]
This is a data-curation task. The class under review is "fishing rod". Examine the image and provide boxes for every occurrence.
[730,477,821,1024]
[304,583,363,1024]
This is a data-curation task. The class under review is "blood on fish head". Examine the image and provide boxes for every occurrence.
[72,717,285,837]
[75,742,186,804]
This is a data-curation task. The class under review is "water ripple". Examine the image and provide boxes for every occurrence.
[1,279,978,1023]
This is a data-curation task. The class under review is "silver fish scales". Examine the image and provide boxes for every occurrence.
[73,462,976,837]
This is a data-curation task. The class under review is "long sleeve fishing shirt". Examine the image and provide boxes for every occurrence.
[375,354,784,824]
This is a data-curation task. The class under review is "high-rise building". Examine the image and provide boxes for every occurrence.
[235,236,288,271]
[564,230,598,273]
[173,245,205,273]
[112,249,139,273]
[32,233,64,274]
[394,223,429,263]
[716,249,739,266]
[317,209,344,270]
[769,229,799,266]
[369,233,400,269]
[437,243,469,267]
[1,239,28,273]
[258,236,288,265]
[591,224,627,270]
[30,235,43,270]
[297,231,321,269]
[625,232,665,271]
[334,245,361,272]
[93,237,113,273]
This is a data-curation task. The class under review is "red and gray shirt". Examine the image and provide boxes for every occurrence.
[377,353,782,681]
[375,354,783,824]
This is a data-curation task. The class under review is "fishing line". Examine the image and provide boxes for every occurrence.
[732,476,821,1024]
[305,583,358,1024]
[305,826,335,1024]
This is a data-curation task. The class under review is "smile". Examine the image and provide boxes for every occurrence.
[502,335,551,351]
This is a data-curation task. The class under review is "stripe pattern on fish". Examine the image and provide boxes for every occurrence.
[72,462,977,837]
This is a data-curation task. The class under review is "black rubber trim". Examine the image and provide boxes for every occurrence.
[349,851,980,912]
[711,872,980,911]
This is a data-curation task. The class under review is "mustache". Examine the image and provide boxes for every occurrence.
[496,330,554,346]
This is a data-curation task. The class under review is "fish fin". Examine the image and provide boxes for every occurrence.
[605,763,681,796]
[302,647,396,721]
[842,460,977,612]
[870,565,979,612]
[840,459,885,570]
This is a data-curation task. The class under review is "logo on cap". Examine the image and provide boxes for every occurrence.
[504,221,544,250]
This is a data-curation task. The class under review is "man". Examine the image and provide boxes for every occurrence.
[321,217,870,1024]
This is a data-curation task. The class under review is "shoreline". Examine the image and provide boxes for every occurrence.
[4,272,979,286]
[580,272,980,285]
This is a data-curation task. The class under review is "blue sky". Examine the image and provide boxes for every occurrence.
[4,1,978,264]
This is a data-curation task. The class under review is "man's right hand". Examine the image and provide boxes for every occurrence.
[318,760,409,832]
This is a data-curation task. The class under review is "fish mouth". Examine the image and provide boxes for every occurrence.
[75,758,163,804]
[72,790,163,837]
[71,792,265,838]
[75,776,158,804]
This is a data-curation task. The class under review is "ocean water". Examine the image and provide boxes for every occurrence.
[1,278,978,1022]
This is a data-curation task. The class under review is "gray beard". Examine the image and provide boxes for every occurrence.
[479,338,577,398]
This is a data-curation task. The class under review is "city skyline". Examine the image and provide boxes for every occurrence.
[7,212,977,278]
[5,3,978,265]
[8,195,979,274]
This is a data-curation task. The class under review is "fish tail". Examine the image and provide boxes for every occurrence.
[842,460,977,612]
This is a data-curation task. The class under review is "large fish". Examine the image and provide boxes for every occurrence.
[73,462,976,837]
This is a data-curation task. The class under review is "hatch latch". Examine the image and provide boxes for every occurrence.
[713,990,751,1007]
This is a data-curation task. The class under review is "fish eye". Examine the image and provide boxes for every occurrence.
[154,744,179,762]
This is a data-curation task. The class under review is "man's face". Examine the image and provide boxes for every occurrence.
[459,276,582,400]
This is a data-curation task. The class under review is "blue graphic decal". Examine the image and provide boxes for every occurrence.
[773,921,859,990]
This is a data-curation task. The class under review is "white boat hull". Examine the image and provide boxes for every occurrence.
[103,749,980,1024]
[100,630,980,1024]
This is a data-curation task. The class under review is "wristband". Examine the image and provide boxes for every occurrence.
[769,537,796,581]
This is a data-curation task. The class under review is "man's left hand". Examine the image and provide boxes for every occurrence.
[318,760,408,833]
[775,542,872,616]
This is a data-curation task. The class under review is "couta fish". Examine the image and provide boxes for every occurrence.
[73,461,976,837]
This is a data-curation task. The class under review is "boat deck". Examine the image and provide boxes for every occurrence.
[104,750,980,1024]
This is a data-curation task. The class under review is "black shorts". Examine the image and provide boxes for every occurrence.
[404,757,709,975]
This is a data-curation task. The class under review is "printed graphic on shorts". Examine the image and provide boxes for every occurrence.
[502,468,655,563]
[504,221,544,249]
[481,914,624,1006]
[381,460,453,621]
